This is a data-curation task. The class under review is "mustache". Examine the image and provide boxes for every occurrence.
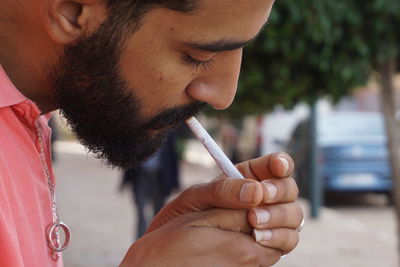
[143,102,206,130]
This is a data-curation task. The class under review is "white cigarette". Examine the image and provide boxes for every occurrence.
[186,117,244,179]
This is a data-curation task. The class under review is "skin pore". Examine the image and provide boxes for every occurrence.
[0,0,274,168]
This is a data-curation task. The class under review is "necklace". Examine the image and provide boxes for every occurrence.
[35,121,71,261]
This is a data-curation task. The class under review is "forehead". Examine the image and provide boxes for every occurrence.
[145,0,275,42]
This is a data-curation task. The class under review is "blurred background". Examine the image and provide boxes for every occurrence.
[52,0,399,266]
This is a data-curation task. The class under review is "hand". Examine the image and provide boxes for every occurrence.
[121,152,303,266]
[120,207,285,267]
[236,153,303,255]
[148,152,301,234]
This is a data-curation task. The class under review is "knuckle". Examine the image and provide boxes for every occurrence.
[214,178,229,202]
[281,178,298,201]
[237,242,259,266]
[286,231,300,252]
[278,205,289,224]
[289,178,300,198]
[264,178,297,204]
[281,229,291,243]
[293,232,300,248]
[178,184,201,206]
[268,251,283,266]
[293,203,304,224]
[275,229,299,253]
[281,204,302,229]
[184,184,201,199]
[290,178,299,198]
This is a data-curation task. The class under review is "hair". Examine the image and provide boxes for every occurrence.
[53,0,203,168]
[103,0,198,38]
[106,0,197,12]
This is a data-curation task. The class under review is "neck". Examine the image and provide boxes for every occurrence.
[0,3,59,114]
[0,58,58,114]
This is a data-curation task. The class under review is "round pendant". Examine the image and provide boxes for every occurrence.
[47,222,71,253]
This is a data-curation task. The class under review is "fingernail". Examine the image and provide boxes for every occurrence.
[262,181,278,200]
[252,208,270,225]
[240,182,257,203]
[280,157,289,176]
[253,229,272,243]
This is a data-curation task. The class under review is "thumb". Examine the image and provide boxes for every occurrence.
[190,208,253,235]
[147,178,264,232]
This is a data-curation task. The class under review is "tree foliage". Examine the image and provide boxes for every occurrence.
[222,0,379,118]
[216,0,400,249]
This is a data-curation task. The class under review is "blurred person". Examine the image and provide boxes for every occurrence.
[48,117,58,162]
[220,123,240,164]
[0,0,304,266]
[121,132,180,238]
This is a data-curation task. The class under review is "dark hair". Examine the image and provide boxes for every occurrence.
[104,0,197,37]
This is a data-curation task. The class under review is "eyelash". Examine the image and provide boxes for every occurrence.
[184,55,214,71]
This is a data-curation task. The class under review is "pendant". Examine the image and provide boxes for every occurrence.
[46,222,71,260]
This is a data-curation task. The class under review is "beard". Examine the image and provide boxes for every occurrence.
[49,19,204,169]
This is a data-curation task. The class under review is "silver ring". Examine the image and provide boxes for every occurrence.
[47,222,71,252]
[296,218,305,233]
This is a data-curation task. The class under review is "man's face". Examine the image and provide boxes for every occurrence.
[51,0,274,168]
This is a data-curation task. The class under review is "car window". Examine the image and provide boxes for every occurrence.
[319,114,384,137]
[287,121,309,152]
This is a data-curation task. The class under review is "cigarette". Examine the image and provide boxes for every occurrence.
[186,117,244,179]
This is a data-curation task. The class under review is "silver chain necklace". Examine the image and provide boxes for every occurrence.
[35,121,71,261]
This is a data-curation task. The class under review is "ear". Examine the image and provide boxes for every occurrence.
[43,0,107,44]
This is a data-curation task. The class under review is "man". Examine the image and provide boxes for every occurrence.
[121,131,181,239]
[0,0,303,266]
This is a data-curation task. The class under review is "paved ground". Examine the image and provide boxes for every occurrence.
[54,141,398,267]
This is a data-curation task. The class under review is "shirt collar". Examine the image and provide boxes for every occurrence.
[0,65,28,108]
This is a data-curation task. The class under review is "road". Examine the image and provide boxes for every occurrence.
[53,141,397,267]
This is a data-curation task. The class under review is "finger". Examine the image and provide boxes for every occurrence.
[184,209,285,267]
[228,234,283,267]
[235,152,294,181]
[189,208,300,257]
[253,228,299,255]
[256,243,283,267]
[190,208,252,234]
[248,202,304,230]
[260,177,299,204]
[147,178,264,232]
[190,226,282,267]
[212,152,296,203]
[190,208,300,253]
[182,178,265,209]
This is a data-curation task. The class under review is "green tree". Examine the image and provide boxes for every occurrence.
[232,0,371,116]
[224,0,400,256]
[357,0,400,256]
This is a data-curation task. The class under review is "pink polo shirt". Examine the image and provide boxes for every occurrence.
[0,65,63,266]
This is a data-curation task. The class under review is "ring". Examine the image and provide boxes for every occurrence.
[296,218,305,233]
[47,222,71,252]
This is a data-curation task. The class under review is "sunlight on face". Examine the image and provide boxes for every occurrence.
[119,0,275,118]
[52,0,275,168]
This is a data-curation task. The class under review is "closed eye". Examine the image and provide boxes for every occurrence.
[184,54,214,72]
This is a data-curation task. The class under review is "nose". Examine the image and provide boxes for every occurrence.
[186,50,243,110]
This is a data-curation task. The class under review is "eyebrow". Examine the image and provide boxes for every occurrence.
[185,20,269,53]
[185,35,260,53]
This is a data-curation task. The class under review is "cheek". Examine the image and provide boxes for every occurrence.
[118,51,194,118]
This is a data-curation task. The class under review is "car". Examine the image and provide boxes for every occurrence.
[286,112,392,199]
